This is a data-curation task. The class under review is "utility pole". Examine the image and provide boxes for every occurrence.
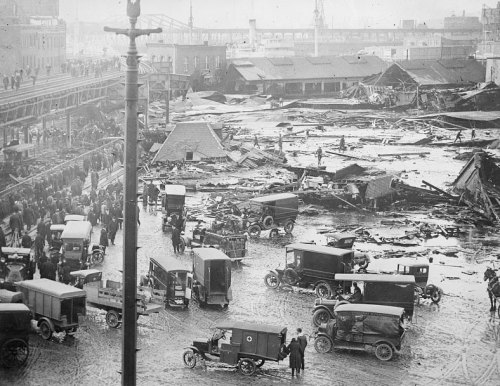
[103,2,161,385]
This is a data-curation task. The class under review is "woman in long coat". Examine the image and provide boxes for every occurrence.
[287,337,302,377]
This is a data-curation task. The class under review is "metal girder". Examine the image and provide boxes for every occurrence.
[0,79,122,128]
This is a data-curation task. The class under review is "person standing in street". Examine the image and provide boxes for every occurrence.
[21,231,32,249]
[471,128,476,140]
[108,216,118,245]
[339,135,346,152]
[278,133,283,153]
[297,328,307,371]
[99,228,109,254]
[316,146,323,167]
[286,337,302,377]
[253,134,260,149]
[171,225,181,253]
[454,130,463,143]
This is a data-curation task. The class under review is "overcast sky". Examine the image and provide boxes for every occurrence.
[60,0,495,28]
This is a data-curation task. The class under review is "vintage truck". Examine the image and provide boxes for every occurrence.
[82,277,162,328]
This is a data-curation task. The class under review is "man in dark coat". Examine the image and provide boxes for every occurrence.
[99,228,109,254]
[108,216,119,245]
[23,205,35,231]
[286,337,302,377]
[37,219,46,238]
[9,209,23,241]
[0,227,6,254]
[21,231,32,248]
[34,231,45,266]
[40,257,56,280]
[297,328,307,370]
[171,225,181,253]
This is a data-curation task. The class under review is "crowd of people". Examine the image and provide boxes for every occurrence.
[0,56,121,92]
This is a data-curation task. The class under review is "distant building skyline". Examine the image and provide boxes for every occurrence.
[59,0,494,29]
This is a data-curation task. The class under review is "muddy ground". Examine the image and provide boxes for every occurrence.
[2,107,500,385]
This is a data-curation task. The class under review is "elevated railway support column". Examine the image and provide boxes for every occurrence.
[42,117,47,145]
[66,112,72,147]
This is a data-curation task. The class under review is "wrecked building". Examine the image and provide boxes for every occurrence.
[452,152,500,222]
[224,55,386,96]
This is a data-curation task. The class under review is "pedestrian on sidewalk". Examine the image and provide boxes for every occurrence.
[286,337,302,377]
[99,228,109,254]
[172,225,181,253]
[108,216,118,245]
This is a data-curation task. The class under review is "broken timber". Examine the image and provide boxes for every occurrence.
[325,151,375,162]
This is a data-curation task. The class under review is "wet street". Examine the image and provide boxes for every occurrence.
[1,192,500,386]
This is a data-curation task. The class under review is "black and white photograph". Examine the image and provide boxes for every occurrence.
[1,1,500,385]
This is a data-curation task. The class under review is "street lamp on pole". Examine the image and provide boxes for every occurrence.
[103,1,161,385]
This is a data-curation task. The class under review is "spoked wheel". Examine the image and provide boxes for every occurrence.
[431,288,442,304]
[92,251,104,265]
[247,225,261,238]
[312,309,331,327]
[315,282,333,299]
[264,273,280,289]
[269,229,279,239]
[283,220,294,234]
[314,336,333,353]
[262,216,274,230]
[255,359,265,368]
[183,350,197,368]
[39,320,53,340]
[375,343,393,361]
[106,310,121,328]
[238,358,256,375]
[0,339,29,367]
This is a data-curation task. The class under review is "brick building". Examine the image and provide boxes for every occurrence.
[0,0,66,75]
[146,42,227,90]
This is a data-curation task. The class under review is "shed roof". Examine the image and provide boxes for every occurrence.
[372,59,485,88]
[216,321,287,334]
[286,243,352,256]
[230,55,386,82]
[16,279,87,298]
[152,121,227,162]
[335,304,405,316]
[335,273,415,283]
[193,248,231,261]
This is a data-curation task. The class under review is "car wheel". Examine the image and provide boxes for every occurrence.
[0,338,29,367]
[92,251,104,265]
[106,310,121,328]
[283,220,294,234]
[264,272,280,289]
[262,216,274,230]
[314,336,333,353]
[282,268,299,286]
[39,320,52,340]
[312,309,331,327]
[375,343,393,361]
[183,350,197,368]
[238,358,256,375]
[315,282,333,299]
[431,288,442,303]
[255,359,265,368]
[269,229,279,239]
[247,224,261,238]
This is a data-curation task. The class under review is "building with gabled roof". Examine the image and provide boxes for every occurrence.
[224,55,386,96]
[368,59,485,90]
[152,121,227,163]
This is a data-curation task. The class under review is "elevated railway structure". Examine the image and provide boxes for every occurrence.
[0,71,124,129]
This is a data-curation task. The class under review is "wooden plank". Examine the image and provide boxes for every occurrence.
[378,152,430,157]
[421,180,458,200]
[325,151,375,162]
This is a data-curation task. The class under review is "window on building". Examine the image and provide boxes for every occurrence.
[215,56,220,69]
[205,56,209,70]
[185,151,194,161]
[184,56,189,73]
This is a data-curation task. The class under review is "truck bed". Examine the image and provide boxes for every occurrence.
[84,280,162,315]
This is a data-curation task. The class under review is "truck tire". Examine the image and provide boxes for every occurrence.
[282,268,299,286]
[106,310,121,328]
[315,282,333,299]
[183,350,197,368]
[247,224,261,238]
[313,309,331,327]
[262,216,274,230]
[375,343,393,361]
[39,320,53,340]
[283,220,294,234]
